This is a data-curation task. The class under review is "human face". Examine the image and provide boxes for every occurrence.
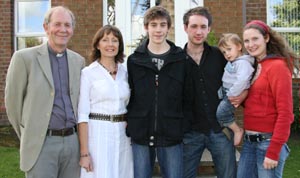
[145,18,170,45]
[243,28,269,60]
[184,15,210,46]
[219,41,242,62]
[43,9,73,52]
[98,32,119,59]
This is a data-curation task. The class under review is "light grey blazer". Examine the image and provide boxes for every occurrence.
[5,43,85,171]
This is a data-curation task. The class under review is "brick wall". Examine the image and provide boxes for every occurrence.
[0,0,13,125]
[205,0,244,40]
[51,0,103,63]
[245,0,266,22]
[204,0,267,41]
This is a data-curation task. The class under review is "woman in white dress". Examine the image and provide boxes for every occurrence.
[78,25,133,178]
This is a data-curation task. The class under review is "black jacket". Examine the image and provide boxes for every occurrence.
[126,39,193,147]
[184,42,227,134]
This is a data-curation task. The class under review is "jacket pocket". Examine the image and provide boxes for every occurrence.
[130,69,152,101]
[161,112,184,139]
[166,68,184,98]
[126,110,149,140]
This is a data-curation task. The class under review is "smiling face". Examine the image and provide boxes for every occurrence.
[145,18,170,45]
[97,32,119,59]
[43,8,74,53]
[243,28,269,60]
[184,15,210,46]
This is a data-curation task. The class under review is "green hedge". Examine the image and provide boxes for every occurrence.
[291,89,300,133]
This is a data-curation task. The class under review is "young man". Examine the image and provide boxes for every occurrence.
[126,6,193,178]
[5,6,85,178]
[182,7,247,178]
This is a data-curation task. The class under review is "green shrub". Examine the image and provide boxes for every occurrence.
[207,30,218,46]
[291,89,299,133]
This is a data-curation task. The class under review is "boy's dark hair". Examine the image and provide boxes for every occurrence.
[183,6,212,26]
[144,6,171,28]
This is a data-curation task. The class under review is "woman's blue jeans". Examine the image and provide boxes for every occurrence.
[237,139,290,178]
[132,142,183,178]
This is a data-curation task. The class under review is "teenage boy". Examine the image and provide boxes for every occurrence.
[126,6,193,178]
[182,7,247,178]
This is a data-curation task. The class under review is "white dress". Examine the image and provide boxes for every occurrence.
[78,61,133,178]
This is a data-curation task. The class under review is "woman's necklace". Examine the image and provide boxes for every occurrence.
[99,62,117,75]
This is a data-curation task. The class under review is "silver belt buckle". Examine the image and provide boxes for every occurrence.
[110,115,114,122]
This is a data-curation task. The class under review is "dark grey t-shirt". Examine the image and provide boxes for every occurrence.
[147,48,170,71]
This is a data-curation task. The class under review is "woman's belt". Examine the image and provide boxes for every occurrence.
[89,113,125,122]
[244,133,272,142]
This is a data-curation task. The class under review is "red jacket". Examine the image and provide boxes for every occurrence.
[243,56,294,161]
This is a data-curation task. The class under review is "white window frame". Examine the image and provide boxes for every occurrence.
[14,0,51,50]
[267,0,300,32]
[266,0,300,48]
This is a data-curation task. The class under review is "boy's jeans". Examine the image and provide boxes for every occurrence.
[132,142,183,178]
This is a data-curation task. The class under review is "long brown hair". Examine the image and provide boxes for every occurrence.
[244,20,299,74]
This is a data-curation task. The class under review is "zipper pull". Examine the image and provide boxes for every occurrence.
[155,74,159,87]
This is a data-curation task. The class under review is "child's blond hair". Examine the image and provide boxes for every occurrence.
[218,33,243,51]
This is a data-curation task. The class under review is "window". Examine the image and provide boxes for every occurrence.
[267,0,300,55]
[15,0,50,50]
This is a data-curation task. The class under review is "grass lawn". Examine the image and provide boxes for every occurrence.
[0,146,24,178]
[0,133,299,178]
[283,133,300,178]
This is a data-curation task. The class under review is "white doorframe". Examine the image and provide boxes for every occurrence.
[115,0,131,56]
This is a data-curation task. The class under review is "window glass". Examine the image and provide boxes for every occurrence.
[267,0,300,55]
[17,1,49,33]
[15,0,50,50]
[17,37,48,49]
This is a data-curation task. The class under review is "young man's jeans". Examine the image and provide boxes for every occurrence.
[183,130,236,178]
[216,95,235,127]
[132,142,183,178]
[237,139,290,178]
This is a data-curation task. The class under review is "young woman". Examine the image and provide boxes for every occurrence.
[78,25,133,178]
[236,20,298,178]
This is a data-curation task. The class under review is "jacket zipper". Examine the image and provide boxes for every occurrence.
[154,74,159,135]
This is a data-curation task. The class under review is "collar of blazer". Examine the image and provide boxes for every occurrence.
[36,43,79,89]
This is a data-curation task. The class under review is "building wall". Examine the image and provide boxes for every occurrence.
[205,0,244,40]
[246,0,266,22]
[0,0,13,124]
[51,0,103,64]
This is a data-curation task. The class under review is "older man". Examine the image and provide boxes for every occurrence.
[5,6,85,178]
